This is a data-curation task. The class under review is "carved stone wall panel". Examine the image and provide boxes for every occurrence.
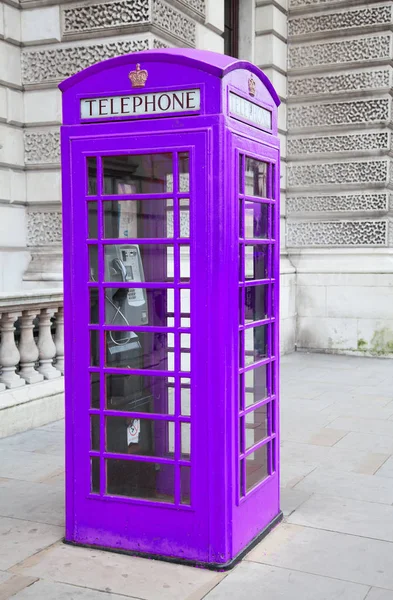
[152,38,170,48]
[288,68,392,98]
[287,98,390,129]
[22,38,150,84]
[24,131,60,164]
[287,193,389,214]
[289,0,386,8]
[175,0,205,17]
[287,160,389,187]
[152,0,196,46]
[288,132,389,156]
[288,35,391,70]
[62,0,150,35]
[289,6,392,37]
[27,212,62,246]
[287,220,387,246]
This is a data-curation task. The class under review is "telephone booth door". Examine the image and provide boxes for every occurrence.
[230,133,280,555]
[66,130,212,561]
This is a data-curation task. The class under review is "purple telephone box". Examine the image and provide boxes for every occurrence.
[60,48,281,569]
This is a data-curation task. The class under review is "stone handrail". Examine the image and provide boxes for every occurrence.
[0,290,64,391]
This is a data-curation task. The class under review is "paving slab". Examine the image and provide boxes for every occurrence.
[279,460,317,488]
[204,561,369,600]
[0,449,63,483]
[0,478,64,526]
[328,417,393,438]
[9,580,140,599]
[246,523,393,589]
[0,516,62,571]
[0,574,39,600]
[0,428,63,456]
[294,467,393,505]
[280,487,311,517]
[10,543,225,600]
[287,494,393,542]
[375,457,393,479]
[334,431,393,455]
[366,589,393,600]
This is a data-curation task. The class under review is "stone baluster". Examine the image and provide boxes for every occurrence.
[54,306,64,375]
[19,310,44,384]
[37,308,61,380]
[0,312,25,389]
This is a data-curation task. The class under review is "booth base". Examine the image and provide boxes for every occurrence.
[63,511,283,572]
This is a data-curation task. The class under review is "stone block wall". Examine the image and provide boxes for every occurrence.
[286,0,393,356]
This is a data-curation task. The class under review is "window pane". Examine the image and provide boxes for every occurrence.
[90,288,99,324]
[91,414,100,451]
[245,201,268,239]
[103,154,173,195]
[181,379,191,416]
[104,287,171,328]
[87,157,97,196]
[245,403,268,450]
[246,444,268,492]
[245,364,268,407]
[103,200,174,239]
[88,202,98,239]
[245,158,268,197]
[106,416,174,459]
[91,457,100,494]
[106,373,174,414]
[179,198,190,238]
[181,422,191,459]
[245,245,269,281]
[179,152,190,192]
[90,330,99,367]
[244,285,268,324]
[88,245,98,282]
[245,325,268,366]
[180,245,190,281]
[104,244,174,283]
[106,459,174,502]
[180,289,190,316]
[180,465,191,505]
[106,330,171,371]
[91,372,100,408]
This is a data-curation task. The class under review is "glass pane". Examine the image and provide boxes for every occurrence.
[180,465,191,505]
[90,288,99,324]
[91,414,100,451]
[180,246,190,281]
[103,153,172,195]
[88,245,98,282]
[180,289,190,316]
[103,200,174,239]
[240,460,245,497]
[239,155,243,193]
[245,325,268,366]
[246,444,268,492]
[91,372,100,408]
[106,459,174,502]
[245,201,268,239]
[88,202,98,239]
[87,157,97,196]
[105,330,170,371]
[245,404,268,450]
[106,416,174,459]
[104,287,171,328]
[181,350,190,372]
[179,198,190,238]
[245,364,268,408]
[106,373,174,414]
[245,158,268,197]
[104,244,174,283]
[90,330,100,366]
[245,245,269,281]
[181,422,191,459]
[244,285,268,324]
[91,457,100,493]
[179,152,190,192]
[181,378,191,416]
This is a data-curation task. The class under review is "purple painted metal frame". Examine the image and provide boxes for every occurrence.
[60,49,281,568]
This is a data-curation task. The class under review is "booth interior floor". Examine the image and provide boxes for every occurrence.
[0,352,393,599]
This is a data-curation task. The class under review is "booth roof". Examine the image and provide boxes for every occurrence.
[58,48,280,107]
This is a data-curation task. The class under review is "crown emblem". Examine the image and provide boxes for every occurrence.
[248,76,256,97]
[129,64,148,88]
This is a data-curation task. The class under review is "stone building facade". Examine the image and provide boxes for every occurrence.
[0,0,392,358]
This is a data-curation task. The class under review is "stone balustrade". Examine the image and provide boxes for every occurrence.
[0,290,64,391]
